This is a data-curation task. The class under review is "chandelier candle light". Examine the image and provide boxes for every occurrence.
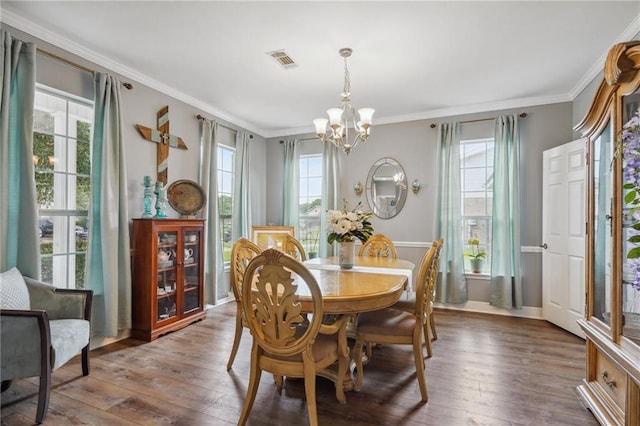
[313,48,374,155]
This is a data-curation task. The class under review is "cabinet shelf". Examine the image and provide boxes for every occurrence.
[132,218,206,341]
[575,40,640,426]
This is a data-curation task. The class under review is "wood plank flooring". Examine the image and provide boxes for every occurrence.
[1,304,598,425]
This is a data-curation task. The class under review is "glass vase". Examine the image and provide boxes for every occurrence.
[338,240,356,269]
[141,176,153,218]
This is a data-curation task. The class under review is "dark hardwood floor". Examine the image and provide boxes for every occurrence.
[1,304,597,425]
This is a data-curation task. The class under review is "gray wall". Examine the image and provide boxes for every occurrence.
[266,102,575,309]
[7,25,268,229]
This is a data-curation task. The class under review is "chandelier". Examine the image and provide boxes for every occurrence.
[313,48,374,155]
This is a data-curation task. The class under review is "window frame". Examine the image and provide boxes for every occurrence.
[460,137,494,274]
[298,154,323,257]
[33,84,94,289]
[217,144,235,263]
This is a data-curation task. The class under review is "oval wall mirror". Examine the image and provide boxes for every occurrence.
[365,157,407,219]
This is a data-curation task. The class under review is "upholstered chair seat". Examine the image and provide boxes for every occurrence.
[1,267,93,424]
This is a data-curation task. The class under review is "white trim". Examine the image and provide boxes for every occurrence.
[521,245,543,253]
[568,13,640,100]
[434,300,543,320]
[2,10,266,137]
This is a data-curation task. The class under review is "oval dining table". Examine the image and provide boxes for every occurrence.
[296,256,416,391]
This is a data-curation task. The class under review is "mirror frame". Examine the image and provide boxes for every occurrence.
[365,157,407,219]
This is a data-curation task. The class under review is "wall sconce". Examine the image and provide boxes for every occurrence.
[411,179,421,195]
[353,181,363,196]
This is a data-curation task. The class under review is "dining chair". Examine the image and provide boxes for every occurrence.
[227,238,262,370]
[358,233,397,258]
[357,233,397,359]
[352,243,438,403]
[393,238,443,357]
[238,249,349,426]
[283,234,307,261]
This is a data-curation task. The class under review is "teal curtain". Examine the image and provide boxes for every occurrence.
[0,30,39,277]
[320,142,341,257]
[86,72,131,337]
[232,131,252,240]
[490,115,522,309]
[435,122,467,304]
[199,119,225,303]
[282,139,299,230]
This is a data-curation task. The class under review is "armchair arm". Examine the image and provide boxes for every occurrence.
[0,310,51,381]
[23,277,93,321]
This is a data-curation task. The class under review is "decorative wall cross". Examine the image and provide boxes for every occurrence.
[135,105,188,186]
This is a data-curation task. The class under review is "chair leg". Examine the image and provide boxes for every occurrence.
[429,312,438,341]
[274,374,284,390]
[424,316,433,358]
[334,347,347,404]
[303,364,318,426]
[1,380,12,392]
[35,366,52,424]
[353,337,365,392]
[237,355,262,426]
[82,345,90,376]
[412,336,428,403]
[227,314,243,370]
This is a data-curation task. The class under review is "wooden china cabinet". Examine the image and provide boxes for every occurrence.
[131,218,206,341]
[575,41,640,426]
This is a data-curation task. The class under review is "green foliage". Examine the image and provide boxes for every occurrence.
[464,238,487,259]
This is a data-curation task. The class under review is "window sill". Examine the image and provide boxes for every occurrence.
[465,272,490,280]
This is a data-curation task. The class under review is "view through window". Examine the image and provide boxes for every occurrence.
[298,154,322,258]
[218,145,234,261]
[460,138,494,273]
[33,86,93,288]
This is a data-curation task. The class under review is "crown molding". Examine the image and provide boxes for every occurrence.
[569,13,640,100]
[267,93,571,138]
[1,9,269,138]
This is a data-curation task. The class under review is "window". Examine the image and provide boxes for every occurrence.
[298,154,322,257]
[218,145,234,261]
[33,86,93,289]
[460,138,494,273]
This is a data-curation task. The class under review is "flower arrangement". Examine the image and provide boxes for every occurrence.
[327,201,374,244]
[464,237,487,260]
[619,107,640,290]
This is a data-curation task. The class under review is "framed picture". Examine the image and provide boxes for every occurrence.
[251,226,295,251]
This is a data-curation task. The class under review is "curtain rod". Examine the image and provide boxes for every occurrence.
[196,114,253,139]
[37,48,133,90]
[279,137,318,143]
[429,112,527,129]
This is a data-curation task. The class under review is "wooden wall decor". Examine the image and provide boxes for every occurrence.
[136,106,188,186]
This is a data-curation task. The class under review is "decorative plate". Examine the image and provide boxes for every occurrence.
[166,179,206,216]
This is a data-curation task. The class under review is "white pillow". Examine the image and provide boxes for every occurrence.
[0,267,31,310]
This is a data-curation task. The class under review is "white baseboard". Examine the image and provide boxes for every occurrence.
[433,300,543,320]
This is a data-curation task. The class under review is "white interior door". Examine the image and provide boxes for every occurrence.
[542,139,586,338]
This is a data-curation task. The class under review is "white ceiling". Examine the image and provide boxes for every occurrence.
[2,1,639,138]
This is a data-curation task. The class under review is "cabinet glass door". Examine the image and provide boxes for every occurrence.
[622,93,640,345]
[183,229,201,313]
[157,231,178,322]
[592,121,613,326]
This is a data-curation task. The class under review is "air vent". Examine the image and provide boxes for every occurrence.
[267,49,297,69]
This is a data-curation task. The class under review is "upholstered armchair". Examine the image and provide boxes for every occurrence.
[0,267,93,424]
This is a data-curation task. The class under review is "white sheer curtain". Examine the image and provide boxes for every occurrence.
[0,30,40,277]
[282,139,299,230]
[199,119,225,304]
[320,142,341,257]
[434,122,468,304]
[232,130,252,240]
[490,115,522,309]
[86,72,131,336]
